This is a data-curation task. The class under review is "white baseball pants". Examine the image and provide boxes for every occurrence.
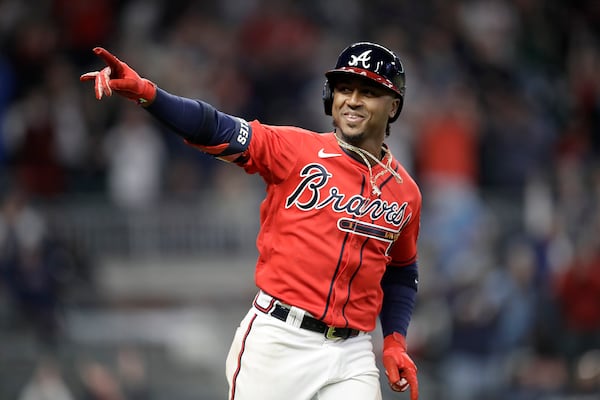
[225,292,382,400]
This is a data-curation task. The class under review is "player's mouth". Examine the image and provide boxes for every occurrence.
[342,111,366,124]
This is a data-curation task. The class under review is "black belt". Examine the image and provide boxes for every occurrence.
[270,304,361,340]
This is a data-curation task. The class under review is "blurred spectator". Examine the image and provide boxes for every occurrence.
[18,356,75,400]
[1,52,89,197]
[44,56,91,191]
[0,188,46,271]
[552,231,600,362]
[51,0,117,67]
[0,188,62,345]
[2,88,68,197]
[236,0,320,125]
[79,360,125,400]
[4,17,59,99]
[440,256,503,400]
[414,83,484,279]
[116,346,151,400]
[415,83,480,187]
[572,348,600,395]
[491,240,538,351]
[458,0,519,68]
[479,86,553,198]
[566,31,600,158]
[102,107,167,210]
[0,53,16,165]
[509,348,570,400]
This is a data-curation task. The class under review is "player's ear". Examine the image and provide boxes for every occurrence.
[388,98,401,120]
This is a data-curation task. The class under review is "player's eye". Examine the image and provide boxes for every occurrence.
[336,85,353,94]
[362,89,376,97]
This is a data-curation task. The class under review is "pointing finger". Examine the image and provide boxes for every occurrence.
[406,369,419,400]
[93,47,122,75]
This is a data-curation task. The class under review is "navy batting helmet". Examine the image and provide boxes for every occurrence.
[323,42,406,122]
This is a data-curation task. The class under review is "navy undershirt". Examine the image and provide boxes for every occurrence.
[380,263,418,337]
[145,87,239,146]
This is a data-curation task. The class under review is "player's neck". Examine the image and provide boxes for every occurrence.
[335,132,384,165]
[335,134,403,192]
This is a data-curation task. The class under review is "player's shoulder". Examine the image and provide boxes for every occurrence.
[249,120,335,145]
[250,120,330,137]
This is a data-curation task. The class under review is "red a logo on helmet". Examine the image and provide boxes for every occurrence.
[348,50,372,69]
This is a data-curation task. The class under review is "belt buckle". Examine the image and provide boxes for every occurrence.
[325,326,342,340]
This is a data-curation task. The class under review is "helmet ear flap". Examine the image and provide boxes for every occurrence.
[322,80,333,116]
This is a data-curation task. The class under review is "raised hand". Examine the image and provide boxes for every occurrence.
[80,47,156,104]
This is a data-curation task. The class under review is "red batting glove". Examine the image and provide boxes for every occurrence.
[80,47,156,104]
[382,332,419,400]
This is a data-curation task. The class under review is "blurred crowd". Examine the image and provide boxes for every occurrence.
[0,0,599,399]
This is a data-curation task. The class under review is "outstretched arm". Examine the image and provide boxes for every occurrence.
[80,47,251,161]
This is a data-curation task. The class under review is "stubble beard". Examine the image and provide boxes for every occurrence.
[333,121,365,146]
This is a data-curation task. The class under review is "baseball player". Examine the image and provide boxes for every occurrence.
[81,41,421,400]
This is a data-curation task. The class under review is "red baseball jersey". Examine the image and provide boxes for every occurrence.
[239,120,421,332]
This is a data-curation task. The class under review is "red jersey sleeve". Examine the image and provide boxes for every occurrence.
[240,120,314,184]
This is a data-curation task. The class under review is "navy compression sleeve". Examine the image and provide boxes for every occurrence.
[380,263,418,337]
[145,87,250,156]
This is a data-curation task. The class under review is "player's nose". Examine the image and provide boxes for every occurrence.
[346,89,363,106]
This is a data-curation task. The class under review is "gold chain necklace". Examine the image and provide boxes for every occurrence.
[335,136,403,196]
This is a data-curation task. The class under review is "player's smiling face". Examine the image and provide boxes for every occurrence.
[332,76,400,143]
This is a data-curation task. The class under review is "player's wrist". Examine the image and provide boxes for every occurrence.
[138,79,157,106]
[384,332,407,351]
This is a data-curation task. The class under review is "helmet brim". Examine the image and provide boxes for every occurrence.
[325,67,403,97]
